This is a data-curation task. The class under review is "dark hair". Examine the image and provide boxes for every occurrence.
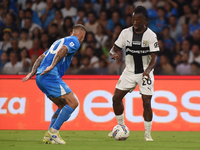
[24,8,33,15]
[192,44,200,50]
[70,55,81,67]
[81,55,91,61]
[191,61,200,68]
[157,6,166,15]
[24,17,32,21]
[9,51,18,57]
[12,28,19,33]
[11,38,18,42]
[0,4,5,10]
[114,23,123,29]
[86,45,94,51]
[87,11,96,18]
[78,7,85,13]
[183,3,192,11]
[26,0,32,4]
[112,10,121,17]
[20,47,30,60]
[125,14,132,19]
[99,58,108,67]
[169,14,177,19]
[63,16,74,31]
[51,23,58,28]
[84,0,91,4]
[97,23,106,34]
[55,9,63,18]
[134,6,148,20]
[163,26,170,30]
[32,27,41,39]
[21,28,29,34]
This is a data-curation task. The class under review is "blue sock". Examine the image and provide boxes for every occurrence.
[52,105,74,130]
[48,108,61,130]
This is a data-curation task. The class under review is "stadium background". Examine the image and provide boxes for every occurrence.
[0,0,200,131]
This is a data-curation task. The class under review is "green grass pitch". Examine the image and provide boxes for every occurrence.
[0,130,200,150]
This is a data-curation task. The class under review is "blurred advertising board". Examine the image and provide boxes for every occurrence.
[0,75,200,131]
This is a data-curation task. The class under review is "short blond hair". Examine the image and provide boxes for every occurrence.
[73,24,86,33]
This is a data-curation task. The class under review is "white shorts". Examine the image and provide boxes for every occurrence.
[115,69,154,95]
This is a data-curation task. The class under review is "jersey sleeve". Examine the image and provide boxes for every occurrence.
[44,49,49,55]
[63,37,80,54]
[114,30,126,49]
[149,34,160,52]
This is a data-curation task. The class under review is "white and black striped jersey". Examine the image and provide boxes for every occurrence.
[115,27,159,74]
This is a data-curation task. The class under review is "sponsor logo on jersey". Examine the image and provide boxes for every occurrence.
[126,48,150,54]
[132,41,141,45]
[70,42,75,47]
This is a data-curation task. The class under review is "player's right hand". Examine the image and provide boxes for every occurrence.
[110,53,119,60]
[22,72,33,82]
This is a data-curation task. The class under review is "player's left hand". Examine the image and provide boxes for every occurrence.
[22,72,34,82]
[40,66,54,76]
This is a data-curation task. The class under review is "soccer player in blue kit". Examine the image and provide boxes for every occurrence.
[22,24,86,144]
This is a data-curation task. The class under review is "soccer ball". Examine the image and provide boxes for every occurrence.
[112,124,130,141]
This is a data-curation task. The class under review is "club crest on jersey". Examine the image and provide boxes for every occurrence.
[142,40,148,47]
[70,42,74,47]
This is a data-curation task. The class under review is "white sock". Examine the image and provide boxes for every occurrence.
[144,120,152,134]
[116,113,124,125]
[50,127,59,133]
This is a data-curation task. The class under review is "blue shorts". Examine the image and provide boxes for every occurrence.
[36,74,72,98]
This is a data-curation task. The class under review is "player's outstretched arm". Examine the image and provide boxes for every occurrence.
[110,45,121,60]
[143,53,158,80]
[22,53,45,82]
[40,45,68,76]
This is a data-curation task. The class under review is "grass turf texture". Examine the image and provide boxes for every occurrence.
[0,130,200,150]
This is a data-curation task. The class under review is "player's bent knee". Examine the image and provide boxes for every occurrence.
[67,97,79,109]
[112,96,122,106]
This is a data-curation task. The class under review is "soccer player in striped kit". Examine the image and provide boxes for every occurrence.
[109,6,159,141]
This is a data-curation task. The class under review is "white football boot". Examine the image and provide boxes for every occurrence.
[108,131,113,138]
[144,132,153,141]
[47,128,66,144]
[43,132,57,144]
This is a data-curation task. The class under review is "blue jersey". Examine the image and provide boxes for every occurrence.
[147,8,158,32]
[154,18,167,33]
[36,36,80,77]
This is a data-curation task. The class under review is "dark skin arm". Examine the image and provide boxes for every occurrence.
[109,45,122,60]
[22,53,45,82]
[143,53,158,79]
[40,45,68,76]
